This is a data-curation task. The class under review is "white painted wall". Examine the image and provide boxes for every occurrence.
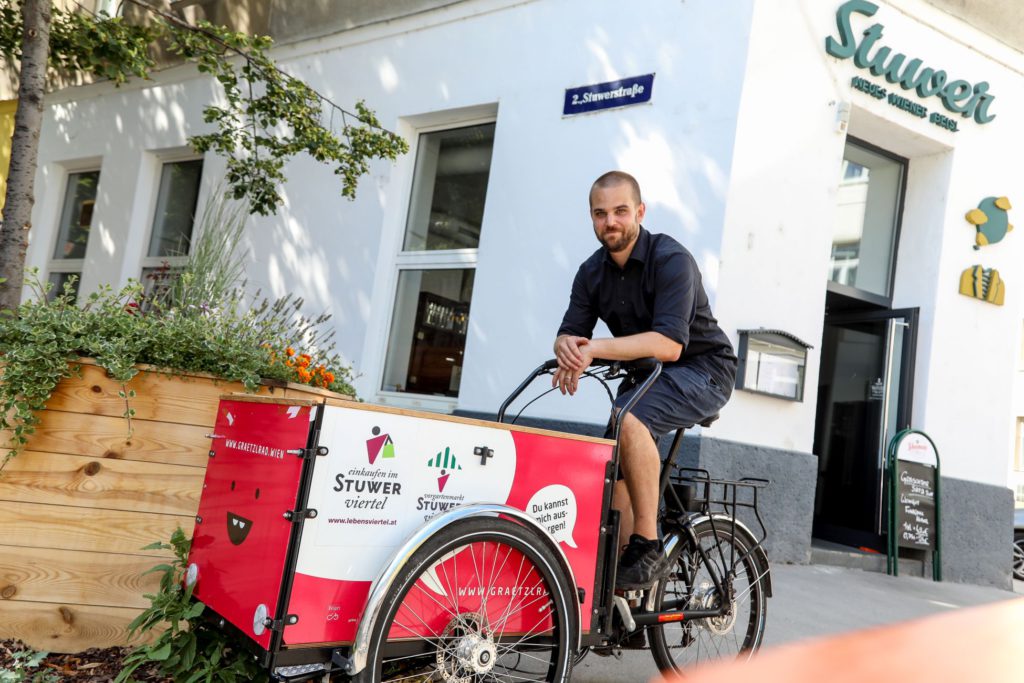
[23,0,1024,490]
[27,0,756,426]
[715,0,1024,488]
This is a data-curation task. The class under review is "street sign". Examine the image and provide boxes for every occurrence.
[563,73,655,116]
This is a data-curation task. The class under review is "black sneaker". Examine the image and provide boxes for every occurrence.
[615,534,668,590]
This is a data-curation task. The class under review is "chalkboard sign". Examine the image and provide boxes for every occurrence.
[895,460,936,550]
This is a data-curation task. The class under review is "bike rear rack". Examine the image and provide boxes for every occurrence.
[665,467,770,565]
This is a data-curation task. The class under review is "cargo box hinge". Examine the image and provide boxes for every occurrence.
[263,614,299,631]
[283,508,318,522]
[285,446,329,459]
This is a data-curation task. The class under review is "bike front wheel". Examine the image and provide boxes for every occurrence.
[359,516,577,683]
[648,518,769,674]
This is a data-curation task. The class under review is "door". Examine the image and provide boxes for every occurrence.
[813,308,917,550]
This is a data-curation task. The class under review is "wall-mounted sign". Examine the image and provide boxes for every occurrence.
[965,196,1013,249]
[563,73,654,117]
[959,265,1004,306]
[826,1,997,129]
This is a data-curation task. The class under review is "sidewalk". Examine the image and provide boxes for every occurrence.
[572,564,1023,682]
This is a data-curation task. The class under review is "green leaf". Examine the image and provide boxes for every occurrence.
[148,641,172,661]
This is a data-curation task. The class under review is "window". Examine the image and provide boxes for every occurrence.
[381,122,495,399]
[736,329,811,401]
[830,140,905,298]
[1015,418,1024,473]
[140,159,203,301]
[47,170,100,301]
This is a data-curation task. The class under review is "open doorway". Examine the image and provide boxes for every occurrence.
[813,138,917,551]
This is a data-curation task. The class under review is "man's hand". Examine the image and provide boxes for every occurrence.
[554,334,589,371]
[552,337,593,395]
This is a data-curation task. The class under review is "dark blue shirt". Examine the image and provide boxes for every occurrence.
[557,227,737,385]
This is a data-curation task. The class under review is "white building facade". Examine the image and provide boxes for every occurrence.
[24,0,1024,586]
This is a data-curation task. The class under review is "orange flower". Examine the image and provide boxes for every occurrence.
[297,368,312,382]
[324,371,335,384]
[286,347,295,357]
[298,357,310,368]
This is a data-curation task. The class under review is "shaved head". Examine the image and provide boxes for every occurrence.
[590,171,642,207]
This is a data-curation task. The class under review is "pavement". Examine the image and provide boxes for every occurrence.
[572,564,1024,682]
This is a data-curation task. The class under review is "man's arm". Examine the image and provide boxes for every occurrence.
[588,332,682,363]
[552,332,682,395]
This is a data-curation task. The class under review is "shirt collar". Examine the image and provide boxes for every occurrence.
[603,226,650,268]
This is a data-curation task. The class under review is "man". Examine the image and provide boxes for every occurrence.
[553,171,737,590]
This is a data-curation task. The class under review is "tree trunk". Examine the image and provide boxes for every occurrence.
[0,0,52,311]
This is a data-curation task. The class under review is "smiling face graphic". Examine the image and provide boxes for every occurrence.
[227,479,261,545]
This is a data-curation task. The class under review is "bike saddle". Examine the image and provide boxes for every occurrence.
[698,413,719,428]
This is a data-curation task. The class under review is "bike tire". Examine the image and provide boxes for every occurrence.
[358,516,577,682]
[648,518,769,674]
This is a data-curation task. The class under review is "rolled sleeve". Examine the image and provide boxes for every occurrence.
[557,264,598,338]
[650,251,697,348]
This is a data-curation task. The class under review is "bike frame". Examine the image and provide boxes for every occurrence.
[497,358,772,646]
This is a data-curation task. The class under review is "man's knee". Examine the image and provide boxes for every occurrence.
[620,411,653,444]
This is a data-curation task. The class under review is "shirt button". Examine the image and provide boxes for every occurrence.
[620,300,625,305]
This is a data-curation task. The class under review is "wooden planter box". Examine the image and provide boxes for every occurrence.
[0,359,350,653]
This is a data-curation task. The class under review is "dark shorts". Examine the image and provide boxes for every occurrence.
[609,361,732,479]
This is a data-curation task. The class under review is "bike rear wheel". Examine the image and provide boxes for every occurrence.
[648,518,768,674]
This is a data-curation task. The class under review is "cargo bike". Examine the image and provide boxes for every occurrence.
[185,359,772,681]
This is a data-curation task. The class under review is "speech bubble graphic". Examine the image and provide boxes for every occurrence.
[527,484,578,548]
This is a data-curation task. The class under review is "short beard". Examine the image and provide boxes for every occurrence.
[599,223,638,253]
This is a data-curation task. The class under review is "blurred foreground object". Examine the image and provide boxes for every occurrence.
[657,598,1024,683]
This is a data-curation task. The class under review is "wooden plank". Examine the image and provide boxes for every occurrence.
[70,357,350,403]
[44,363,266,426]
[0,501,189,557]
[0,545,160,609]
[0,450,202,516]
[321,399,616,446]
[284,383,355,401]
[23,410,212,467]
[0,600,151,653]
[219,393,320,407]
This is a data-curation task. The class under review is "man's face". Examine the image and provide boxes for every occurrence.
[590,183,645,254]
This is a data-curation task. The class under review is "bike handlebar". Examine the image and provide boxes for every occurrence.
[497,357,663,438]
[539,357,661,373]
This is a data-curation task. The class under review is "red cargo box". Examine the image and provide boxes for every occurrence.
[187,395,613,675]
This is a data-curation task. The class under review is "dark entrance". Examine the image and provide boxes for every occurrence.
[814,137,915,552]
[813,306,917,550]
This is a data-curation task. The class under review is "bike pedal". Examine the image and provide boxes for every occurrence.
[590,646,624,660]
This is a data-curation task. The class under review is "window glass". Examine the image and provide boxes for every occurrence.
[830,142,904,297]
[383,269,475,397]
[46,272,79,302]
[743,336,806,400]
[403,124,495,251]
[148,159,203,257]
[52,171,99,260]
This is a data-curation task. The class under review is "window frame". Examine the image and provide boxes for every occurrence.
[45,167,102,301]
[139,155,205,299]
[827,136,909,308]
[374,115,497,412]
